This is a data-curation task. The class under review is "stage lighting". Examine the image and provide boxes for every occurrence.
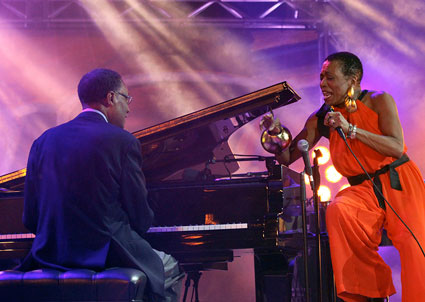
[325,165,343,183]
[318,185,331,202]
[312,146,330,165]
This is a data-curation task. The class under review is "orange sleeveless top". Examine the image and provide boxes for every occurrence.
[329,100,407,177]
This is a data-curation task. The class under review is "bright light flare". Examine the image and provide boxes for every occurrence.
[312,146,330,165]
[325,165,343,183]
[318,185,331,202]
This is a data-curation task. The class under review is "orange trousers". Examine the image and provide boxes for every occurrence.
[326,161,425,302]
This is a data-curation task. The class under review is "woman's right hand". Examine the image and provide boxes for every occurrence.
[260,113,282,135]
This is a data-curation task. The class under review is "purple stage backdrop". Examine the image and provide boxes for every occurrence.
[1,1,423,301]
[1,2,424,183]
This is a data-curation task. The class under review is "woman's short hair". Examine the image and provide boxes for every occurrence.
[325,52,363,83]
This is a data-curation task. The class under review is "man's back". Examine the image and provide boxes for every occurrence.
[21,111,165,299]
[18,67,184,301]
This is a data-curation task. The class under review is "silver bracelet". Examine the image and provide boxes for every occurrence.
[347,123,353,138]
[350,125,357,139]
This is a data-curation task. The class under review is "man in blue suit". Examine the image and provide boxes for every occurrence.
[21,69,183,301]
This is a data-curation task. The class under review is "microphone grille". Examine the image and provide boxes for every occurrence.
[297,139,309,152]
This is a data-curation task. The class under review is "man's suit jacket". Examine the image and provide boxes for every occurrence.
[21,111,165,300]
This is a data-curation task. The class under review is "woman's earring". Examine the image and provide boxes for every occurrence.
[345,85,357,113]
[348,86,354,99]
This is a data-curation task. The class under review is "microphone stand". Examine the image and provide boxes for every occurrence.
[300,171,310,302]
[312,151,323,302]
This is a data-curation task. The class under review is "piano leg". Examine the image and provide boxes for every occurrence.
[254,248,292,302]
[182,271,202,302]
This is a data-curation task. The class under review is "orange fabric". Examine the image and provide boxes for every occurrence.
[326,101,425,301]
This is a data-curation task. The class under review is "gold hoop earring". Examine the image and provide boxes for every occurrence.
[345,85,357,113]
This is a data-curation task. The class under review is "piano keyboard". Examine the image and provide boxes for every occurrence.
[147,223,248,233]
[0,233,35,240]
[0,223,249,240]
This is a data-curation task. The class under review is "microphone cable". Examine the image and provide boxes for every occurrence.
[333,122,425,257]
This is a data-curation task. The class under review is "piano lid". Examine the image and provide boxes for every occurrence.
[0,82,300,190]
[134,81,300,182]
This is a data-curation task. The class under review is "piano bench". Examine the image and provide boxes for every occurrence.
[0,267,147,302]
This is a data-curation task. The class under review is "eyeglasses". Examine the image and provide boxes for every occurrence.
[114,91,133,105]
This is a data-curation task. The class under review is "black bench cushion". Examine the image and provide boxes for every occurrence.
[0,267,147,302]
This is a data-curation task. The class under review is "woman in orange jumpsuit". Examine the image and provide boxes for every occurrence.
[268,52,425,301]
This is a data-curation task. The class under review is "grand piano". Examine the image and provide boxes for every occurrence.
[0,82,304,301]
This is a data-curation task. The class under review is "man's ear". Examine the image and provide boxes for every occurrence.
[102,91,114,107]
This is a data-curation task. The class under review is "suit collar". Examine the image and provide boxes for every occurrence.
[76,111,108,123]
[81,108,108,122]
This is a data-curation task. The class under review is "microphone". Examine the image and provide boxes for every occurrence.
[329,106,346,140]
[297,139,315,190]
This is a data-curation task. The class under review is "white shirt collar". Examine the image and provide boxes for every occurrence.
[82,108,108,122]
